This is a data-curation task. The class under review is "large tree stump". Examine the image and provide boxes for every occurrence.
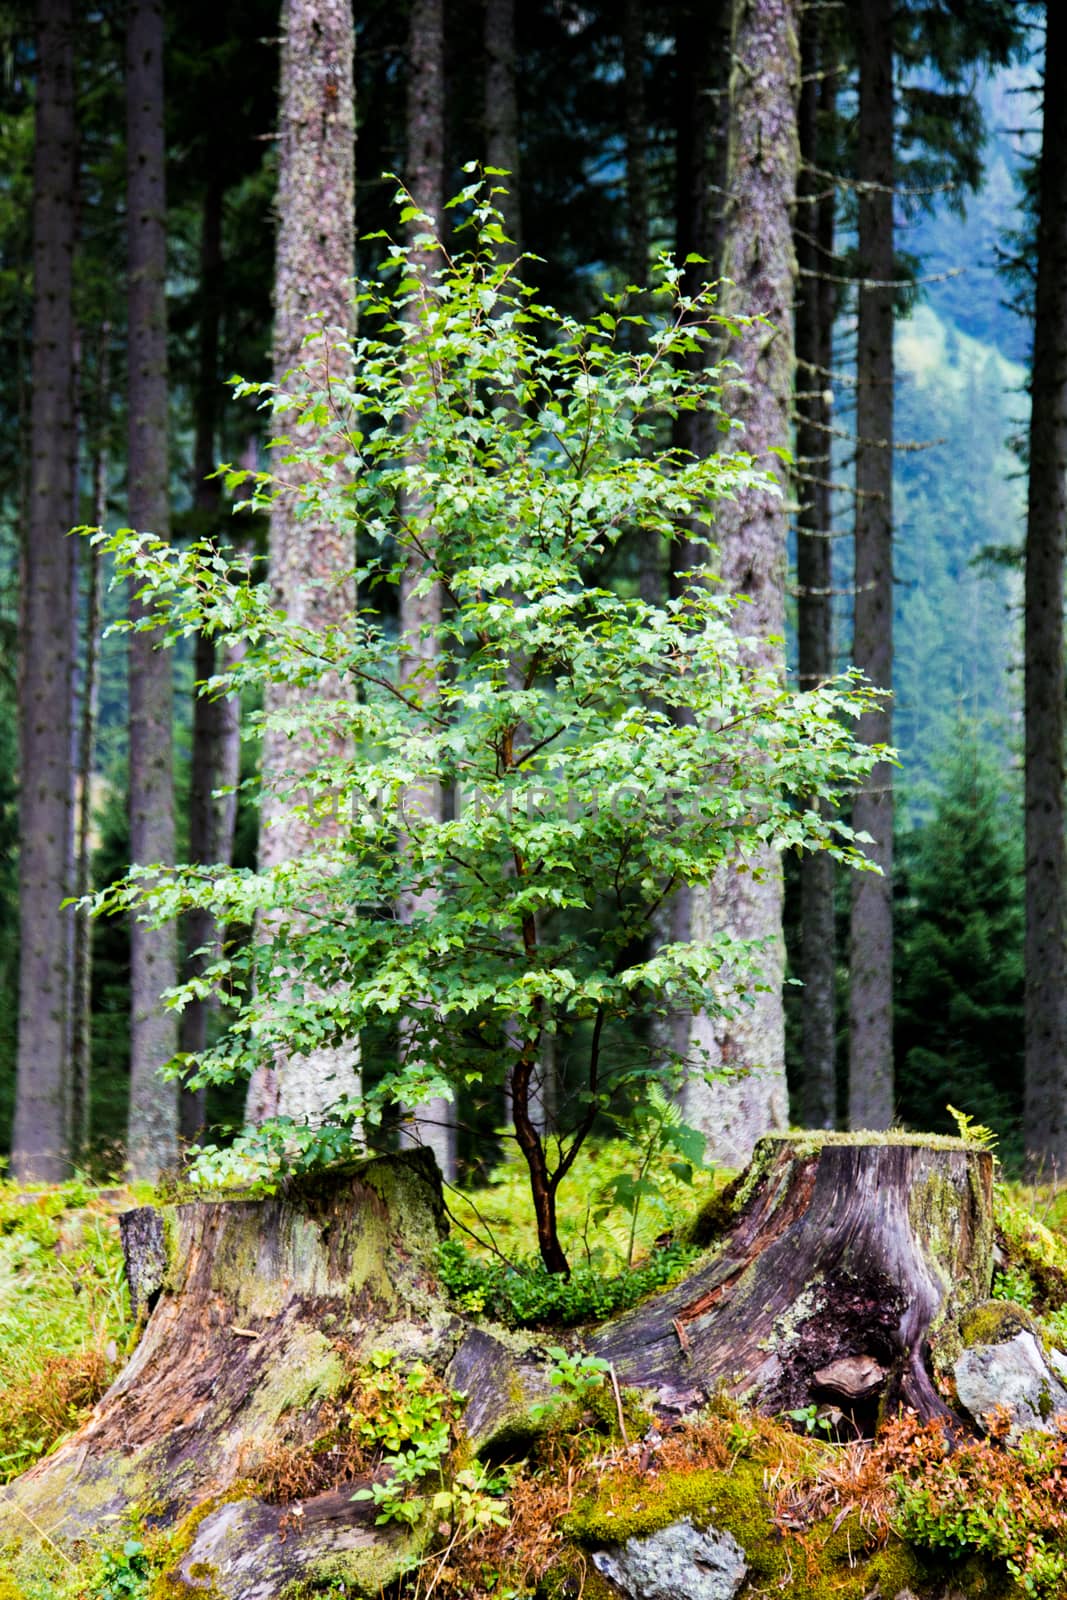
[0,1149,462,1597]
[591,1132,994,1427]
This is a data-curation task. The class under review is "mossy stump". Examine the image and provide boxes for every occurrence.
[591,1132,994,1427]
[0,1149,457,1598]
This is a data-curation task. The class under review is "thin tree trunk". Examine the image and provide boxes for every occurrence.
[126,0,179,1181]
[647,0,726,1081]
[484,0,520,257]
[621,0,648,301]
[396,0,456,1182]
[794,7,837,1129]
[1023,1,1067,1175]
[245,0,359,1128]
[71,325,111,1159]
[684,0,799,1168]
[180,175,225,1147]
[848,0,895,1132]
[11,0,77,1182]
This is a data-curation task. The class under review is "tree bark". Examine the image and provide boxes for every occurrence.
[0,1151,457,1599]
[684,0,799,1168]
[245,0,360,1127]
[593,1133,994,1426]
[12,0,78,1184]
[396,0,456,1182]
[621,0,648,301]
[794,6,837,1130]
[179,174,233,1147]
[71,325,111,1159]
[1023,1,1067,1176]
[848,0,895,1132]
[484,0,520,257]
[126,0,180,1181]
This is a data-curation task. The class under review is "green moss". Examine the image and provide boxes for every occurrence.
[563,1458,1028,1600]
[960,1299,1037,1347]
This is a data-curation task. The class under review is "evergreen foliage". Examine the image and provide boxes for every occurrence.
[894,730,1023,1163]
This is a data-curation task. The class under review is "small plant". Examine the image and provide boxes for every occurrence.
[529,1347,611,1425]
[881,1411,1067,1598]
[90,1540,151,1600]
[350,1351,458,1527]
[946,1104,998,1152]
[991,1262,1036,1307]
[435,1235,696,1328]
[784,1403,835,1439]
[593,1086,709,1268]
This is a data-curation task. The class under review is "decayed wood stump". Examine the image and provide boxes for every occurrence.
[592,1132,995,1427]
[0,1149,463,1598]
[0,1133,995,1596]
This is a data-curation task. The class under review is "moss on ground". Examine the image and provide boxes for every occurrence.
[564,1456,1026,1600]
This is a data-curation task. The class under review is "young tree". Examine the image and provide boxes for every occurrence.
[94,189,880,1274]
[684,0,800,1166]
[126,0,180,1181]
[11,0,78,1182]
[244,0,360,1126]
[847,0,895,1132]
[1023,0,1067,1175]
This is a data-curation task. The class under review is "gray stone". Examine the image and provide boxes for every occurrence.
[592,1517,747,1600]
[954,1328,1067,1441]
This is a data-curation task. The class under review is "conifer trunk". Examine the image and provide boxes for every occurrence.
[180,175,228,1146]
[12,0,78,1182]
[1023,0,1067,1174]
[126,0,179,1181]
[484,0,520,256]
[397,0,456,1182]
[247,0,359,1127]
[684,0,799,1168]
[621,0,648,300]
[848,0,895,1132]
[71,327,110,1158]
[795,8,837,1129]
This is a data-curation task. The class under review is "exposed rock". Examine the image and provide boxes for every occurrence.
[592,1518,747,1600]
[954,1327,1067,1440]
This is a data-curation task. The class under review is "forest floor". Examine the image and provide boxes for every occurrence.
[3,1149,1067,1598]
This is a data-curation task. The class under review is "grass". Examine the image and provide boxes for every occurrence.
[445,1136,724,1271]
[0,1177,134,1483]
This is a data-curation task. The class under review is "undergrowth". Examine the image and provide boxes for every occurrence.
[436,1235,697,1327]
[0,1179,134,1482]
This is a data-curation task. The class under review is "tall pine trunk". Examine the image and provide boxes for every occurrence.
[179,174,230,1147]
[848,0,895,1132]
[1023,1,1067,1174]
[794,7,837,1129]
[484,0,520,256]
[71,326,111,1159]
[684,0,799,1168]
[11,0,78,1183]
[397,0,455,1182]
[126,0,179,1181]
[621,0,648,300]
[648,0,726,1082]
[245,0,359,1127]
